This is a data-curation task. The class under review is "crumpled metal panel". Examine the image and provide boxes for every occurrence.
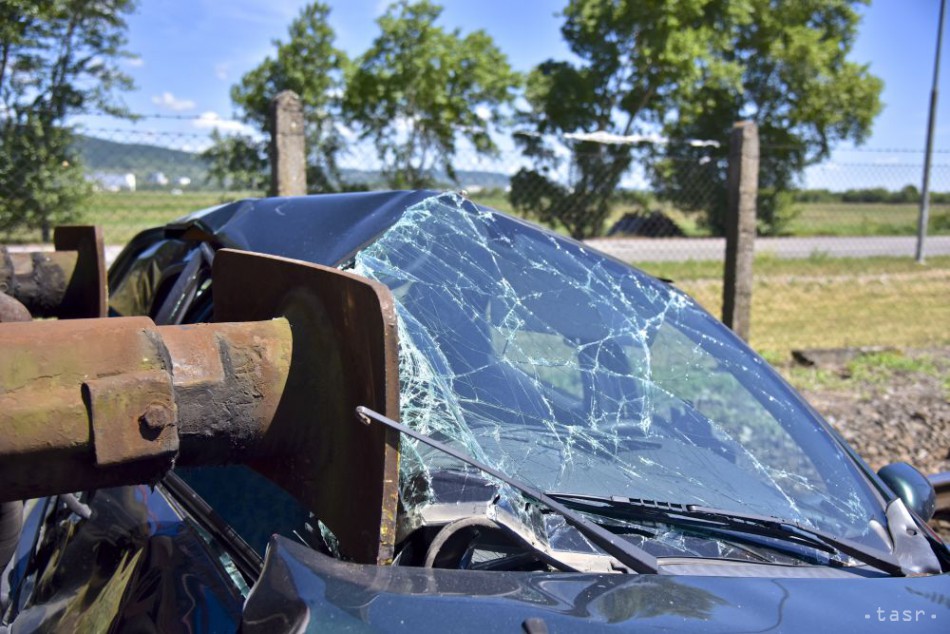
[164,190,437,267]
[243,535,950,632]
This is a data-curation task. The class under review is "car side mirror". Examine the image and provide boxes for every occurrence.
[878,462,937,522]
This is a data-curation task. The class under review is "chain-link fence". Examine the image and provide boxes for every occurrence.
[1,115,948,356]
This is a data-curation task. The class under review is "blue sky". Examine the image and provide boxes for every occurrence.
[81,0,950,187]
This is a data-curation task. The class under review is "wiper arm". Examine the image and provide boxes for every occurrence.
[549,493,904,576]
[356,406,659,574]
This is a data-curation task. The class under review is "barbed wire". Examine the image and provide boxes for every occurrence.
[82,110,245,123]
[809,163,950,168]
[759,143,950,154]
[76,125,216,135]
[74,113,950,155]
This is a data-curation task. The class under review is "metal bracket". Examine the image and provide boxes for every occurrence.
[84,370,179,467]
[54,225,107,319]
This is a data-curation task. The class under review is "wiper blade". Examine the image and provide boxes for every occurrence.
[356,406,659,574]
[549,493,904,576]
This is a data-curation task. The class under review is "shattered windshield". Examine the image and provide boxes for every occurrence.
[352,193,888,554]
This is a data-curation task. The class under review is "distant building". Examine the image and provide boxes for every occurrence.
[177,176,192,187]
[88,172,136,192]
[148,172,169,186]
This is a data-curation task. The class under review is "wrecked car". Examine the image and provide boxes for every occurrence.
[1,191,949,631]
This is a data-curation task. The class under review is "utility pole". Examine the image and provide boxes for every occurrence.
[916,0,947,263]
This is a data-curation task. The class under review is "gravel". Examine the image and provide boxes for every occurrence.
[785,347,950,538]
[791,348,950,476]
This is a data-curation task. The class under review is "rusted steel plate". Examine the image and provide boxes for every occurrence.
[54,225,107,318]
[213,249,401,566]
[85,370,179,466]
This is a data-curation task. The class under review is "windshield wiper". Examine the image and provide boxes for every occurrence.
[547,493,904,576]
[356,406,659,574]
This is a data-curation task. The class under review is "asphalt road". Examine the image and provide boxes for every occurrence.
[584,235,950,262]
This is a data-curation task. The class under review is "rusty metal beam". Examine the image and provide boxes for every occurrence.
[0,249,78,317]
[0,248,402,567]
[0,294,31,323]
[0,226,106,319]
[0,316,292,502]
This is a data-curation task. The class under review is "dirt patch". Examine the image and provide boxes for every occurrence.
[786,348,950,475]
[781,347,950,538]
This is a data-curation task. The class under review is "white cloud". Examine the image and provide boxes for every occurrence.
[214,62,230,81]
[125,56,144,68]
[192,111,256,135]
[151,91,196,112]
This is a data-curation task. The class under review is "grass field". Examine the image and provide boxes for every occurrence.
[4,189,950,245]
[467,190,950,238]
[631,255,950,361]
[2,190,265,245]
[787,202,950,237]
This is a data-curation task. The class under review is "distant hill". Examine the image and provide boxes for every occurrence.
[76,134,209,187]
[76,134,511,191]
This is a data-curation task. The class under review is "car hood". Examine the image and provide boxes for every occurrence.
[244,536,950,632]
[166,189,437,267]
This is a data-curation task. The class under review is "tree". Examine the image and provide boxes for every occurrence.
[511,0,883,238]
[210,2,347,194]
[344,0,519,189]
[201,130,268,192]
[0,0,136,240]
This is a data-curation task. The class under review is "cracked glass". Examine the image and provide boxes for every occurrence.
[352,193,888,559]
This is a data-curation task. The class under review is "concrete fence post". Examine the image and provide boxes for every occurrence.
[722,120,759,342]
[269,90,306,197]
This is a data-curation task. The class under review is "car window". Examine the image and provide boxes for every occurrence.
[109,238,192,317]
[352,194,888,550]
[648,322,828,503]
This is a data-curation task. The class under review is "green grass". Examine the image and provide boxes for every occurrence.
[632,254,950,282]
[783,351,946,394]
[847,351,940,383]
[467,191,950,239]
[788,202,950,237]
[80,190,265,245]
[2,190,264,245]
[660,260,950,359]
[6,190,950,245]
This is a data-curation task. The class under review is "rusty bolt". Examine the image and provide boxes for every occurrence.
[139,402,174,432]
